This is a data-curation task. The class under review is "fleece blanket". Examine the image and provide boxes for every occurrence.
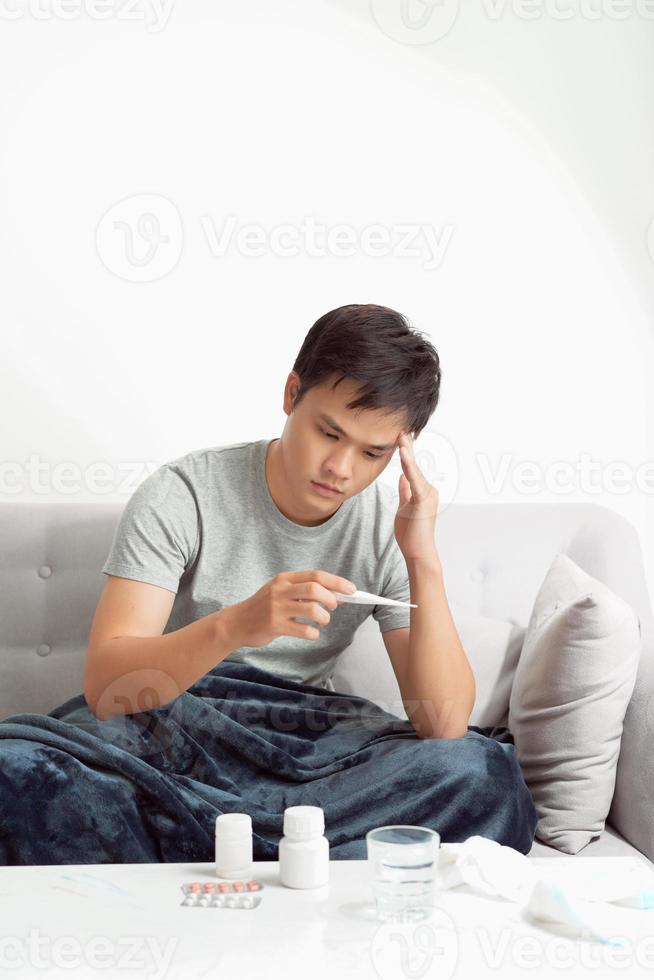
[0,661,538,864]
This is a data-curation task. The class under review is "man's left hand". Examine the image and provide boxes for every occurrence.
[393,431,441,564]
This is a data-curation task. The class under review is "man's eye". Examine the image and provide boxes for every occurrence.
[320,429,382,460]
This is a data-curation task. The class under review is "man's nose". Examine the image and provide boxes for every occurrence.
[325,448,353,480]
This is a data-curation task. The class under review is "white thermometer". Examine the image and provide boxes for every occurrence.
[331,589,417,609]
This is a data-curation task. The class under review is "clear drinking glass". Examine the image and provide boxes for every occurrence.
[366,824,440,922]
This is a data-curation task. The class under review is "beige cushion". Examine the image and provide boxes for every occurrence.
[509,552,642,855]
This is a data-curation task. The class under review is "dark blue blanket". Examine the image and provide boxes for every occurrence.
[0,662,538,864]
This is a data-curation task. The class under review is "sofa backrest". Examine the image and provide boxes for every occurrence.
[1,500,652,724]
[331,501,654,726]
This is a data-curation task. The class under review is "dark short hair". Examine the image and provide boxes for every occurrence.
[291,304,441,438]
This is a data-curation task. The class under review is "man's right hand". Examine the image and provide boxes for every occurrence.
[223,570,358,649]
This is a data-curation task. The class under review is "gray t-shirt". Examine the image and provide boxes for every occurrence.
[101,438,411,690]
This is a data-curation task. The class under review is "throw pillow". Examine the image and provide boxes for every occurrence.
[508,552,642,855]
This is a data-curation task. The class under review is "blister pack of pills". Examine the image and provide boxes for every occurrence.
[180,880,263,910]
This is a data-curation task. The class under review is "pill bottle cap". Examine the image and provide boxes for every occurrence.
[283,805,324,840]
[215,812,252,840]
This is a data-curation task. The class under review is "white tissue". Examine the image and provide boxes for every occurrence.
[437,836,538,903]
[524,878,623,945]
[436,836,653,946]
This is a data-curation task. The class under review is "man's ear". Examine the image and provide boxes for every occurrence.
[283,371,301,415]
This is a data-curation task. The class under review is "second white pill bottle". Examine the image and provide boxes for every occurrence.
[279,805,329,888]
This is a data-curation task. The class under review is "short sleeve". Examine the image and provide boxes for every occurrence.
[372,539,412,633]
[102,465,199,594]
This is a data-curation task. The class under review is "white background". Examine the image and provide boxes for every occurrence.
[1,0,653,607]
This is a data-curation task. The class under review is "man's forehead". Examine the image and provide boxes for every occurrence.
[316,410,403,452]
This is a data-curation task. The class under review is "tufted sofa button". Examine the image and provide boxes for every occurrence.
[38,565,52,579]
[37,644,51,657]
[470,569,485,583]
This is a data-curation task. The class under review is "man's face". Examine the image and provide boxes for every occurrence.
[281,371,407,513]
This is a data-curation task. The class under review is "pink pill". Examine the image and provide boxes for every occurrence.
[233,882,245,892]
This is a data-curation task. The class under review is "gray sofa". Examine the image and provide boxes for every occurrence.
[1,500,653,867]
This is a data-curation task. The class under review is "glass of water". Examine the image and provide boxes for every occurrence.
[366,824,440,922]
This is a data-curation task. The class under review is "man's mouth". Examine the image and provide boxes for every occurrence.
[311,481,343,497]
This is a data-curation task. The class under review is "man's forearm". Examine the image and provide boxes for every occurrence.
[400,557,476,739]
[84,606,242,721]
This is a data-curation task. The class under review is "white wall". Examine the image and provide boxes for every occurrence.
[1,0,653,607]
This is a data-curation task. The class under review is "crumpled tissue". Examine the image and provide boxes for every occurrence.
[436,836,654,946]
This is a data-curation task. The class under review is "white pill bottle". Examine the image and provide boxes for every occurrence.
[215,812,253,879]
[279,805,329,888]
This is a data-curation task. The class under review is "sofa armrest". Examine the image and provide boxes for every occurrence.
[608,620,654,865]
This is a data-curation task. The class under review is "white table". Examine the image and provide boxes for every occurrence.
[1,857,653,978]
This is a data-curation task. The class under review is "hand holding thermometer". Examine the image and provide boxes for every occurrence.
[331,589,417,609]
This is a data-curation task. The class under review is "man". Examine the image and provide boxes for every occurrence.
[85,302,474,740]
